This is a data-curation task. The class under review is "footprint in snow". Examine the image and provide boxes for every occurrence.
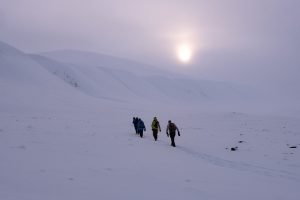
[16,145,26,150]
[26,125,33,130]
[185,179,192,183]
[104,167,113,172]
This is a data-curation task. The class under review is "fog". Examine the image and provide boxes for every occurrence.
[1,0,299,99]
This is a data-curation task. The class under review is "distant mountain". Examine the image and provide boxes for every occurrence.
[0,41,108,111]
[40,49,171,77]
[0,41,54,84]
[0,40,255,109]
[39,49,253,103]
[30,54,167,103]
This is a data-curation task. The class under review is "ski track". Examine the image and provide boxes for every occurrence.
[177,146,300,182]
[131,133,300,183]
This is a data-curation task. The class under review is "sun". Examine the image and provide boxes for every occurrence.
[177,44,192,63]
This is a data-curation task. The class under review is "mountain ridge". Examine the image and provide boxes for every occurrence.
[1,40,256,107]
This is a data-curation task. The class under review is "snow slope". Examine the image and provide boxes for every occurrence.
[30,54,169,103]
[40,49,169,77]
[39,49,255,105]
[1,107,299,200]
[0,41,127,113]
[0,41,299,200]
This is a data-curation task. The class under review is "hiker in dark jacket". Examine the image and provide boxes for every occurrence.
[132,117,138,134]
[151,117,161,141]
[137,118,146,138]
[166,120,180,147]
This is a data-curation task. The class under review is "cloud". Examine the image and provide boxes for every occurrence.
[0,0,299,95]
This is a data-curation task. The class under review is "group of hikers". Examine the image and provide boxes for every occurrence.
[132,117,181,147]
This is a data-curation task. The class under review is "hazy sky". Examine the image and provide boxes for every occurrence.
[1,0,299,93]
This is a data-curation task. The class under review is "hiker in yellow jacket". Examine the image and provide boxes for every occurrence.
[151,117,161,141]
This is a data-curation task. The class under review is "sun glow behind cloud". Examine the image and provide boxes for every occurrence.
[166,29,198,65]
[177,43,193,63]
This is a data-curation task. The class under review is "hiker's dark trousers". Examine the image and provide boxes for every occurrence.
[138,129,144,138]
[134,125,138,134]
[170,132,176,147]
[152,129,158,141]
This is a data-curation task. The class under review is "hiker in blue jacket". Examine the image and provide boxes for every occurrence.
[137,118,146,138]
[132,117,138,134]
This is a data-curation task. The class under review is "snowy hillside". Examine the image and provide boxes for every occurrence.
[40,49,169,77]
[30,54,169,103]
[1,40,300,200]
[0,41,125,113]
[38,49,255,104]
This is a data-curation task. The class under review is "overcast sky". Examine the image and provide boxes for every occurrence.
[1,0,299,94]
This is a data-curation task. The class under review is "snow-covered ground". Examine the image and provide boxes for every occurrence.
[0,40,299,199]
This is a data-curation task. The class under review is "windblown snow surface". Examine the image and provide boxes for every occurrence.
[0,41,299,200]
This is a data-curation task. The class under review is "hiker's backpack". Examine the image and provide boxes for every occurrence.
[152,120,158,129]
[169,123,176,132]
